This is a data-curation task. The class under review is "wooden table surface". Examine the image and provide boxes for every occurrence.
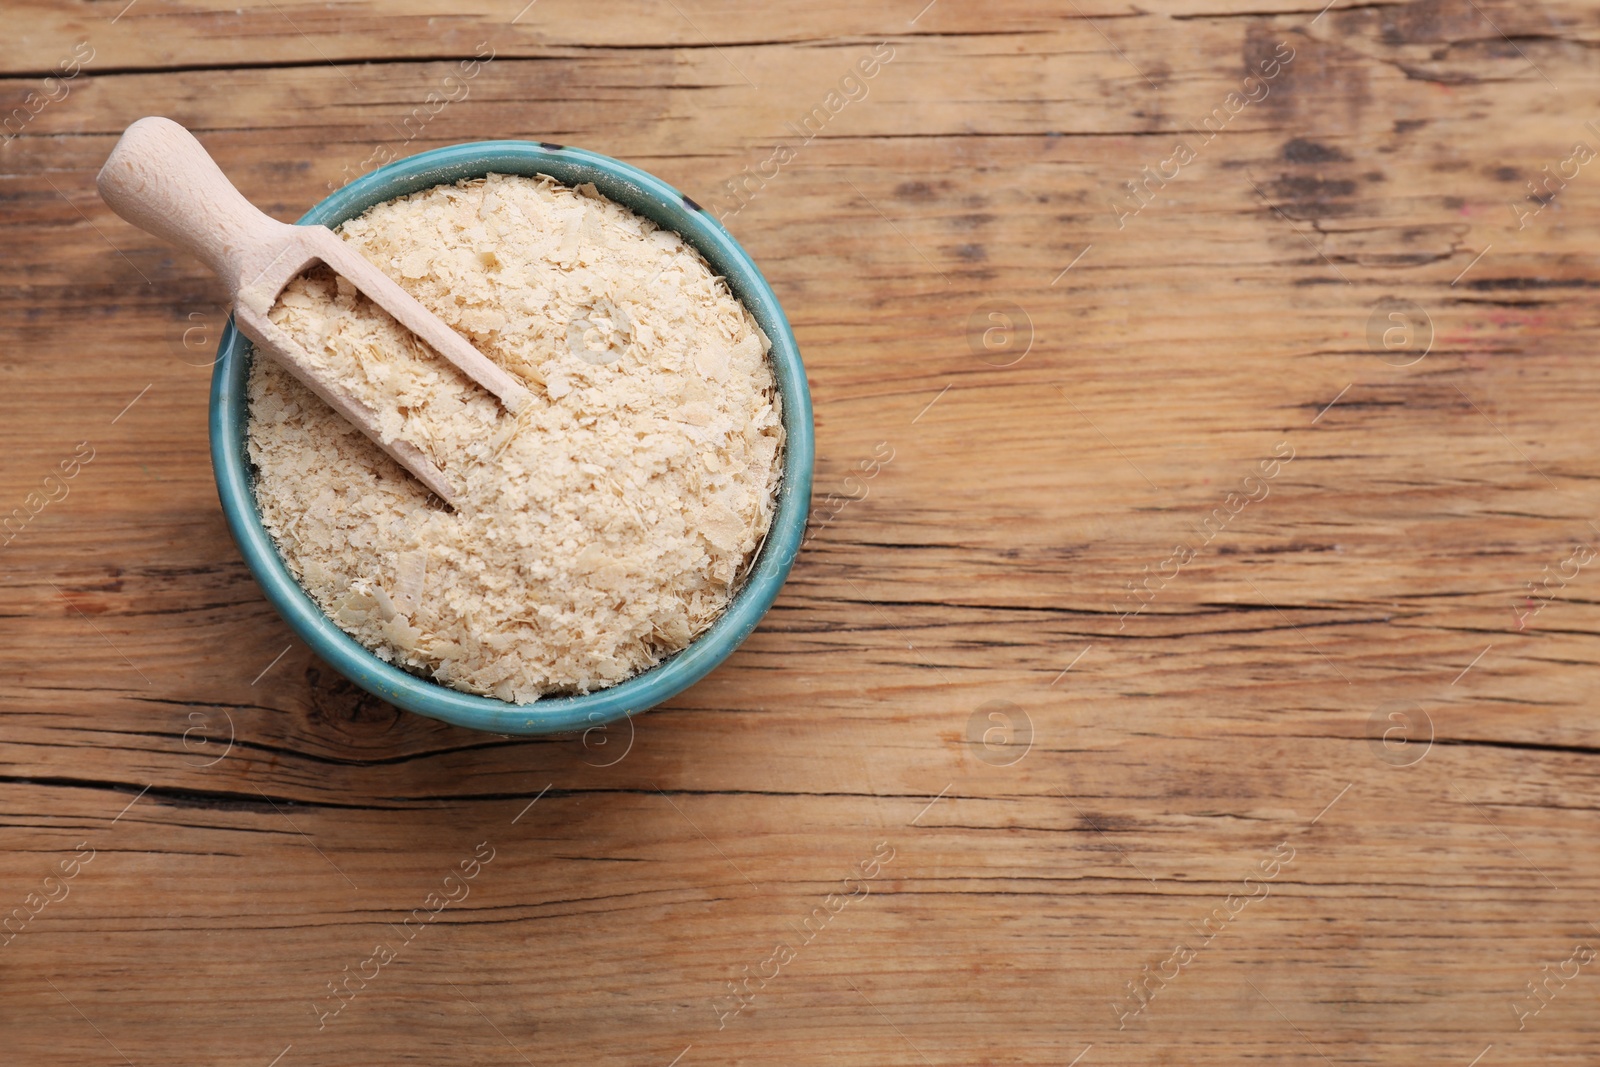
[6,1,1600,1064]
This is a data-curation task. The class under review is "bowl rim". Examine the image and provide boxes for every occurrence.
[210,139,813,735]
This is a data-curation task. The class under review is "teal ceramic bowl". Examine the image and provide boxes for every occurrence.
[210,141,813,735]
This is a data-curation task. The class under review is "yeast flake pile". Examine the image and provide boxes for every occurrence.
[246,173,784,703]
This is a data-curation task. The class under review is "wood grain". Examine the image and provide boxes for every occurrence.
[5,1,1600,1064]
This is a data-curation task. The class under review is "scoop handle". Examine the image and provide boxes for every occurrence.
[96,117,291,290]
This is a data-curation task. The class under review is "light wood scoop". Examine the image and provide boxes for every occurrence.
[97,116,531,506]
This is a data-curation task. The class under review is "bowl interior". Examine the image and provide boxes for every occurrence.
[210,141,813,736]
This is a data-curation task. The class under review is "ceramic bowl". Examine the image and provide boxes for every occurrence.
[210,140,813,735]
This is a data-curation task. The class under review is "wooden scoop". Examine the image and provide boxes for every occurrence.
[96,116,530,506]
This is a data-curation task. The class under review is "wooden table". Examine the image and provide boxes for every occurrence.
[5,1,1600,1063]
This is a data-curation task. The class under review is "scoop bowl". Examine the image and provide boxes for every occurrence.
[210,140,813,736]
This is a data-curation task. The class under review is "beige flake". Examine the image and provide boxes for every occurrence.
[246,172,784,704]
